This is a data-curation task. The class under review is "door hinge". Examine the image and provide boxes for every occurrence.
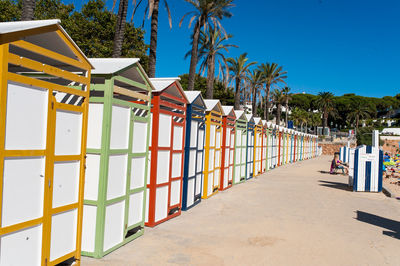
[51,101,54,110]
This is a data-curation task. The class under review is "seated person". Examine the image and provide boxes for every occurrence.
[330,153,349,175]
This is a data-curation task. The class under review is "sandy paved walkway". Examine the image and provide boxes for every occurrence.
[82,156,400,266]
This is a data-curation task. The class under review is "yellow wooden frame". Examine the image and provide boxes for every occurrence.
[253,120,263,176]
[202,109,223,199]
[0,28,91,266]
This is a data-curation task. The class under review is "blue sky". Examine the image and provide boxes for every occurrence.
[67,0,400,97]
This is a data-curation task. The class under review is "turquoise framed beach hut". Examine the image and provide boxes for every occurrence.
[182,91,206,211]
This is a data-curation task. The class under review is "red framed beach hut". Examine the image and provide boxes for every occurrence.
[146,78,188,227]
[220,105,236,191]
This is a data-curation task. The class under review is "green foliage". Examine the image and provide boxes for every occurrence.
[289,94,317,111]
[179,73,234,105]
[289,91,400,130]
[0,0,21,21]
[356,127,384,146]
[0,0,149,71]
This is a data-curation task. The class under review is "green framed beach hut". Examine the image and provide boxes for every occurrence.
[81,58,152,258]
[233,110,247,184]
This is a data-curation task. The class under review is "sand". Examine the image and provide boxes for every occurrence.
[81,156,400,266]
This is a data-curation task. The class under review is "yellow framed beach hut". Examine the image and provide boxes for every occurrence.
[0,20,92,266]
[202,100,224,198]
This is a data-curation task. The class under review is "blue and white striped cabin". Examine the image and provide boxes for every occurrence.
[352,145,383,192]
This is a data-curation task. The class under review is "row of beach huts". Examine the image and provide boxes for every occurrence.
[0,20,321,265]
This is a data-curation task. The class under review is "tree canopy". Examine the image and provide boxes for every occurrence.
[1,0,149,71]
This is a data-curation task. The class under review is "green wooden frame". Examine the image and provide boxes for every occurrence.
[82,63,152,258]
[232,112,247,185]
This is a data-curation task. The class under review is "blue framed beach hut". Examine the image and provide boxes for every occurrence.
[182,91,206,210]
[245,114,255,179]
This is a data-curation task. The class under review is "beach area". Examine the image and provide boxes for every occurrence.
[82,155,400,266]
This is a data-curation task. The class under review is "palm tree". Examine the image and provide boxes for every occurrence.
[246,69,263,115]
[180,0,234,91]
[315,91,336,135]
[290,107,306,132]
[112,0,129,57]
[196,27,237,98]
[310,112,322,134]
[282,87,292,127]
[226,53,257,109]
[21,0,35,20]
[271,89,285,125]
[147,0,172,77]
[347,100,370,135]
[258,63,287,121]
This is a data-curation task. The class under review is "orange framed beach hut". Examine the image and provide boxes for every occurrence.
[146,78,188,227]
[220,106,236,191]
[0,20,92,266]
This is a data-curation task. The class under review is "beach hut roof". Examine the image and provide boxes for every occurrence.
[234,110,246,120]
[245,114,254,122]
[204,99,224,114]
[222,106,235,118]
[90,58,139,74]
[150,77,188,103]
[0,19,93,68]
[184,91,206,107]
[89,58,154,91]
[253,117,262,125]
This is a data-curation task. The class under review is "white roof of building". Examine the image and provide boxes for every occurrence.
[222,106,235,117]
[150,77,180,92]
[204,99,223,114]
[90,58,140,74]
[0,19,59,34]
[234,110,245,119]
[0,19,92,68]
[245,114,253,122]
[253,117,262,125]
[149,77,188,102]
[184,91,206,107]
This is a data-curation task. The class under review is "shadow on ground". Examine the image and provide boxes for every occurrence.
[318,180,351,191]
[356,211,400,240]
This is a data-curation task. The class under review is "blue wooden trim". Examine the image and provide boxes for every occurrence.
[378,150,383,192]
[365,161,371,192]
[182,104,205,211]
[353,149,359,191]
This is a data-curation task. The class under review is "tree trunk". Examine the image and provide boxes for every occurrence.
[265,85,271,121]
[21,0,36,20]
[276,103,281,125]
[252,87,257,115]
[355,116,359,136]
[322,110,328,135]
[205,54,215,99]
[148,0,160,78]
[187,20,201,91]
[285,99,289,127]
[234,77,240,110]
[112,0,129,58]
